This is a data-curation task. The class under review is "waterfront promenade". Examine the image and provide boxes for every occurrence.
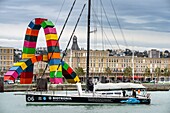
[2,83,170,92]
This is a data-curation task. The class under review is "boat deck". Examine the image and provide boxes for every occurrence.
[26,91,149,99]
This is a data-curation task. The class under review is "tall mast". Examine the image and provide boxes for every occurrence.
[86,0,91,90]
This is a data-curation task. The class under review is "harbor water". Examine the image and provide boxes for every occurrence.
[0,91,170,113]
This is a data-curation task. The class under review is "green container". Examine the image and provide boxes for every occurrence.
[55,71,62,78]
[47,46,60,53]
[23,47,36,54]
[50,71,55,78]
[41,21,54,28]
[63,63,69,70]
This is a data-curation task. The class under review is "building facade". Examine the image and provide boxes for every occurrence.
[148,49,160,58]
[0,47,14,75]
[1,45,170,82]
[64,49,170,82]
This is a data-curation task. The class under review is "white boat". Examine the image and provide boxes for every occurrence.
[26,82,150,104]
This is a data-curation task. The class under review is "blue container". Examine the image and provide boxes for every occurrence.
[25,35,38,42]
[47,46,60,53]
[9,66,23,75]
[49,59,61,65]
[28,21,41,30]
[61,61,65,66]
[71,72,76,79]
[23,64,34,72]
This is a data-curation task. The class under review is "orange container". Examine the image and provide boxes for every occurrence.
[26,28,39,36]
[31,56,37,63]
[48,53,60,59]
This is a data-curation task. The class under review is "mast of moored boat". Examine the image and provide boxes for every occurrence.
[86,0,91,91]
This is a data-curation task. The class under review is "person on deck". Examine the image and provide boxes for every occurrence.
[138,89,141,95]
[122,90,126,97]
[132,89,136,98]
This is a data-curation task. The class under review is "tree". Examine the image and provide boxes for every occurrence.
[75,67,85,82]
[124,66,132,81]
[163,68,170,79]
[144,67,151,80]
[105,67,112,76]
[105,67,112,82]
[155,67,161,82]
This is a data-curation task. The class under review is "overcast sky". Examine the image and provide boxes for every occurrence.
[0,0,170,51]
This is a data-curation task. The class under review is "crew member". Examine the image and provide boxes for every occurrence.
[122,90,126,97]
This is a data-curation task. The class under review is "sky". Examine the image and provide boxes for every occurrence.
[0,0,170,51]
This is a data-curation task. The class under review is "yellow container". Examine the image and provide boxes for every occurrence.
[49,65,62,71]
[74,76,80,82]
[22,53,35,59]
[14,62,28,70]
[43,55,48,61]
[45,34,58,41]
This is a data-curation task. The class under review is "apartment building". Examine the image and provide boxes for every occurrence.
[64,49,170,81]
[0,47,14,75]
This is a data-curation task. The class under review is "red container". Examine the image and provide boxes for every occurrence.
[67,67,73,75]
[20,78,33,84]
[36,55,43,61]
[4,75,15,81]
[35,18,47,25]
[20,72,33,78]
[46,40,59,47]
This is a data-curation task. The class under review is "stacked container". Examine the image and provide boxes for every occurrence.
[4,18,80,84]
[19,59,33,84]
[62,61,80,83]
[42,20,63,84]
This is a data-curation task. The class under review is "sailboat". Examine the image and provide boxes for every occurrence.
[25,0,151,105]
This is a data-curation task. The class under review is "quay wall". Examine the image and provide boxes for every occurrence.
[3,83,170,92]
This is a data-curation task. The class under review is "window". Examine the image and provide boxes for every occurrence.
[10,49,13,53]
[10,56,13,60]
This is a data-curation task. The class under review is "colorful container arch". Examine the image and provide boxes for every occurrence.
[4,18,80,84]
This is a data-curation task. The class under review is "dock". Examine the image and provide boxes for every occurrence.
[2,83,170,92]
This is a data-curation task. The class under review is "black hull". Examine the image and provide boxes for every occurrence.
[26,94,151,104]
